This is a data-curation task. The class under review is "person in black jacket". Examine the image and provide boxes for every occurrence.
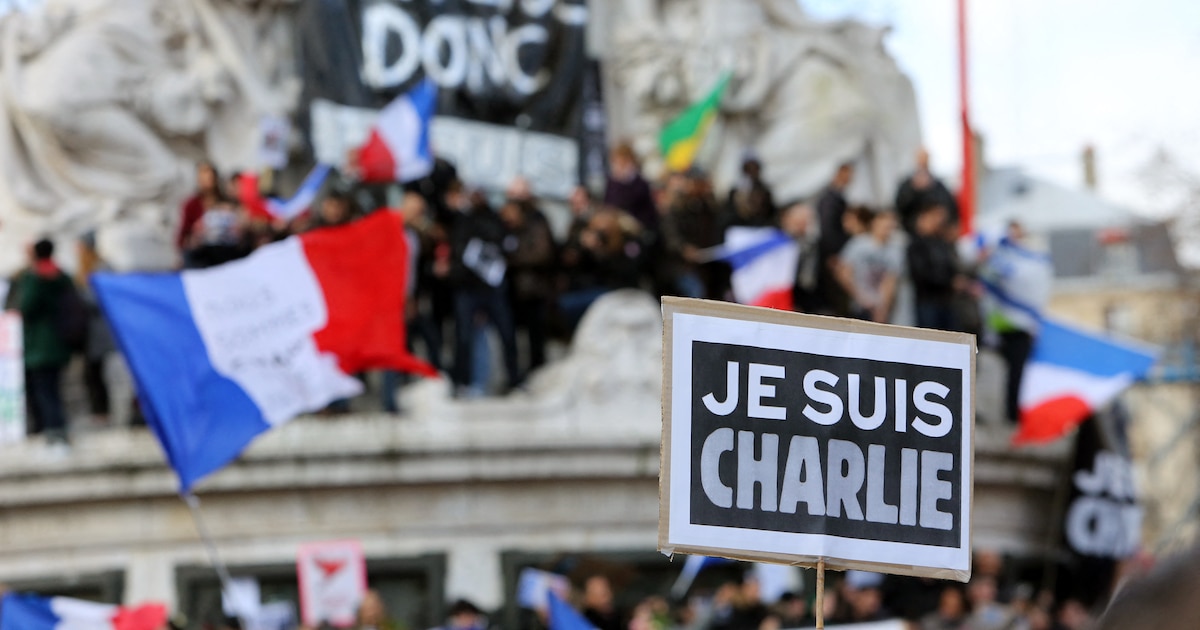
[896,148,959,234]
[722,156,778,229]
[446,182,520,394]
[907,203,962,331]
[499,195,556,375]
[815,162,855,315]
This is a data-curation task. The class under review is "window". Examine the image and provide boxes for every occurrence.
[175,555,445,630]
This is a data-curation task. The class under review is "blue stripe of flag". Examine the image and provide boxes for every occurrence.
[1034,319,1157,379]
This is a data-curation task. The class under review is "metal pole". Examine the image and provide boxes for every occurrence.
[183,493,248,628]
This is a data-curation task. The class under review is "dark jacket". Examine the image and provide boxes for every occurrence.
[505,206,557,301]
[907,235,959,302]
[661,195,722,259]
[450,203,509,291]
[895,175,958,233]
[723,179,778,229]
[604,174,658,232]
[17,265,75,369]
[815,185,849,261]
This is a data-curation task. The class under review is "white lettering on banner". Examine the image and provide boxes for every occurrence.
[702,362,739,416]
[827,439,865,520]
[1074,451,1137,500]
[849,375,886,430]
[361,2,586,94]
[431,117,578,198]
[1066,497,1142,558]
[309,100,579,199]
[802,369,841,425]
[737,431,779,511]
[748,363,787,420]
[182,239,363,425]
[708,361,956,436]
[780,436,825,516]
[701,427,734,509]
[866,444,898,524]
[1066,449,1143,558]
[699,427,955,531]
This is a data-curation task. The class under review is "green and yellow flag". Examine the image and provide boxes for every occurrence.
[659,73,732,172]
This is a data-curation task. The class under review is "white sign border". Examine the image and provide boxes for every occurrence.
[660,298,975,582]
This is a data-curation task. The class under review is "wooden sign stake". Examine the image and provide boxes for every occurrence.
[815,557,826,630]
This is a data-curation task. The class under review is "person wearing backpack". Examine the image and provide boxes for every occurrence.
[17,238,78,445]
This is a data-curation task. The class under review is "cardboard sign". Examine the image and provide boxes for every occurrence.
[297,539,368,628]
[660,298,975,581]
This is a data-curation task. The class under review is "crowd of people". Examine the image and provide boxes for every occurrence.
[6,140,1042,441]
[262,550,1098,630]
[171,143,1004,399]
[526,552,1099,630]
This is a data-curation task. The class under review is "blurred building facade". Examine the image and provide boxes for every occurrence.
[976,163,1200,553]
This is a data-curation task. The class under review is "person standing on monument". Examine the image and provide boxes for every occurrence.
[604,141,658,234]
[499,187,556,377]
[816,162,856,315]
[17,239,79,447]
[446,182,520,396]
[907,203,963,331]
[661,168,723,299]
[895,148,958,235]
[838,210,903,323]
[176,162,227,267]
[723,155,778,229]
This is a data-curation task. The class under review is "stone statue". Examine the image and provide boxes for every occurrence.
[0,0,922,273]
[596,0,923,206]
[0,0,299,273]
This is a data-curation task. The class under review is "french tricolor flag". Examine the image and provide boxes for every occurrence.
[1013,319,1157,445]
[357,79,437,184]
[93,211,437,491]
[236,164,333,222]
[713,227,800,310]
[0,593,167,630]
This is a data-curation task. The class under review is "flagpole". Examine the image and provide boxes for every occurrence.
[814,557,825,630]
[183,493,247,628]
[957,0,975,235]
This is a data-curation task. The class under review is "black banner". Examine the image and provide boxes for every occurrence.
[1065,413,1140,560]
[298,0,589,135]
[1059,412,1141,605]
[688,341,965,549]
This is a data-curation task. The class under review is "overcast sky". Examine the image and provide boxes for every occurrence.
[800,0,1200,214]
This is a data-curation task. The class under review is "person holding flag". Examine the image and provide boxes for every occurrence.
[977,220,1052,424]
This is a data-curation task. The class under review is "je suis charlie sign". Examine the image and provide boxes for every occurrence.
[660,298,976,581]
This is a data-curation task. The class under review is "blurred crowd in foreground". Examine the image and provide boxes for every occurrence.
[7,141,1044,444]
[262,550,1106,630]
